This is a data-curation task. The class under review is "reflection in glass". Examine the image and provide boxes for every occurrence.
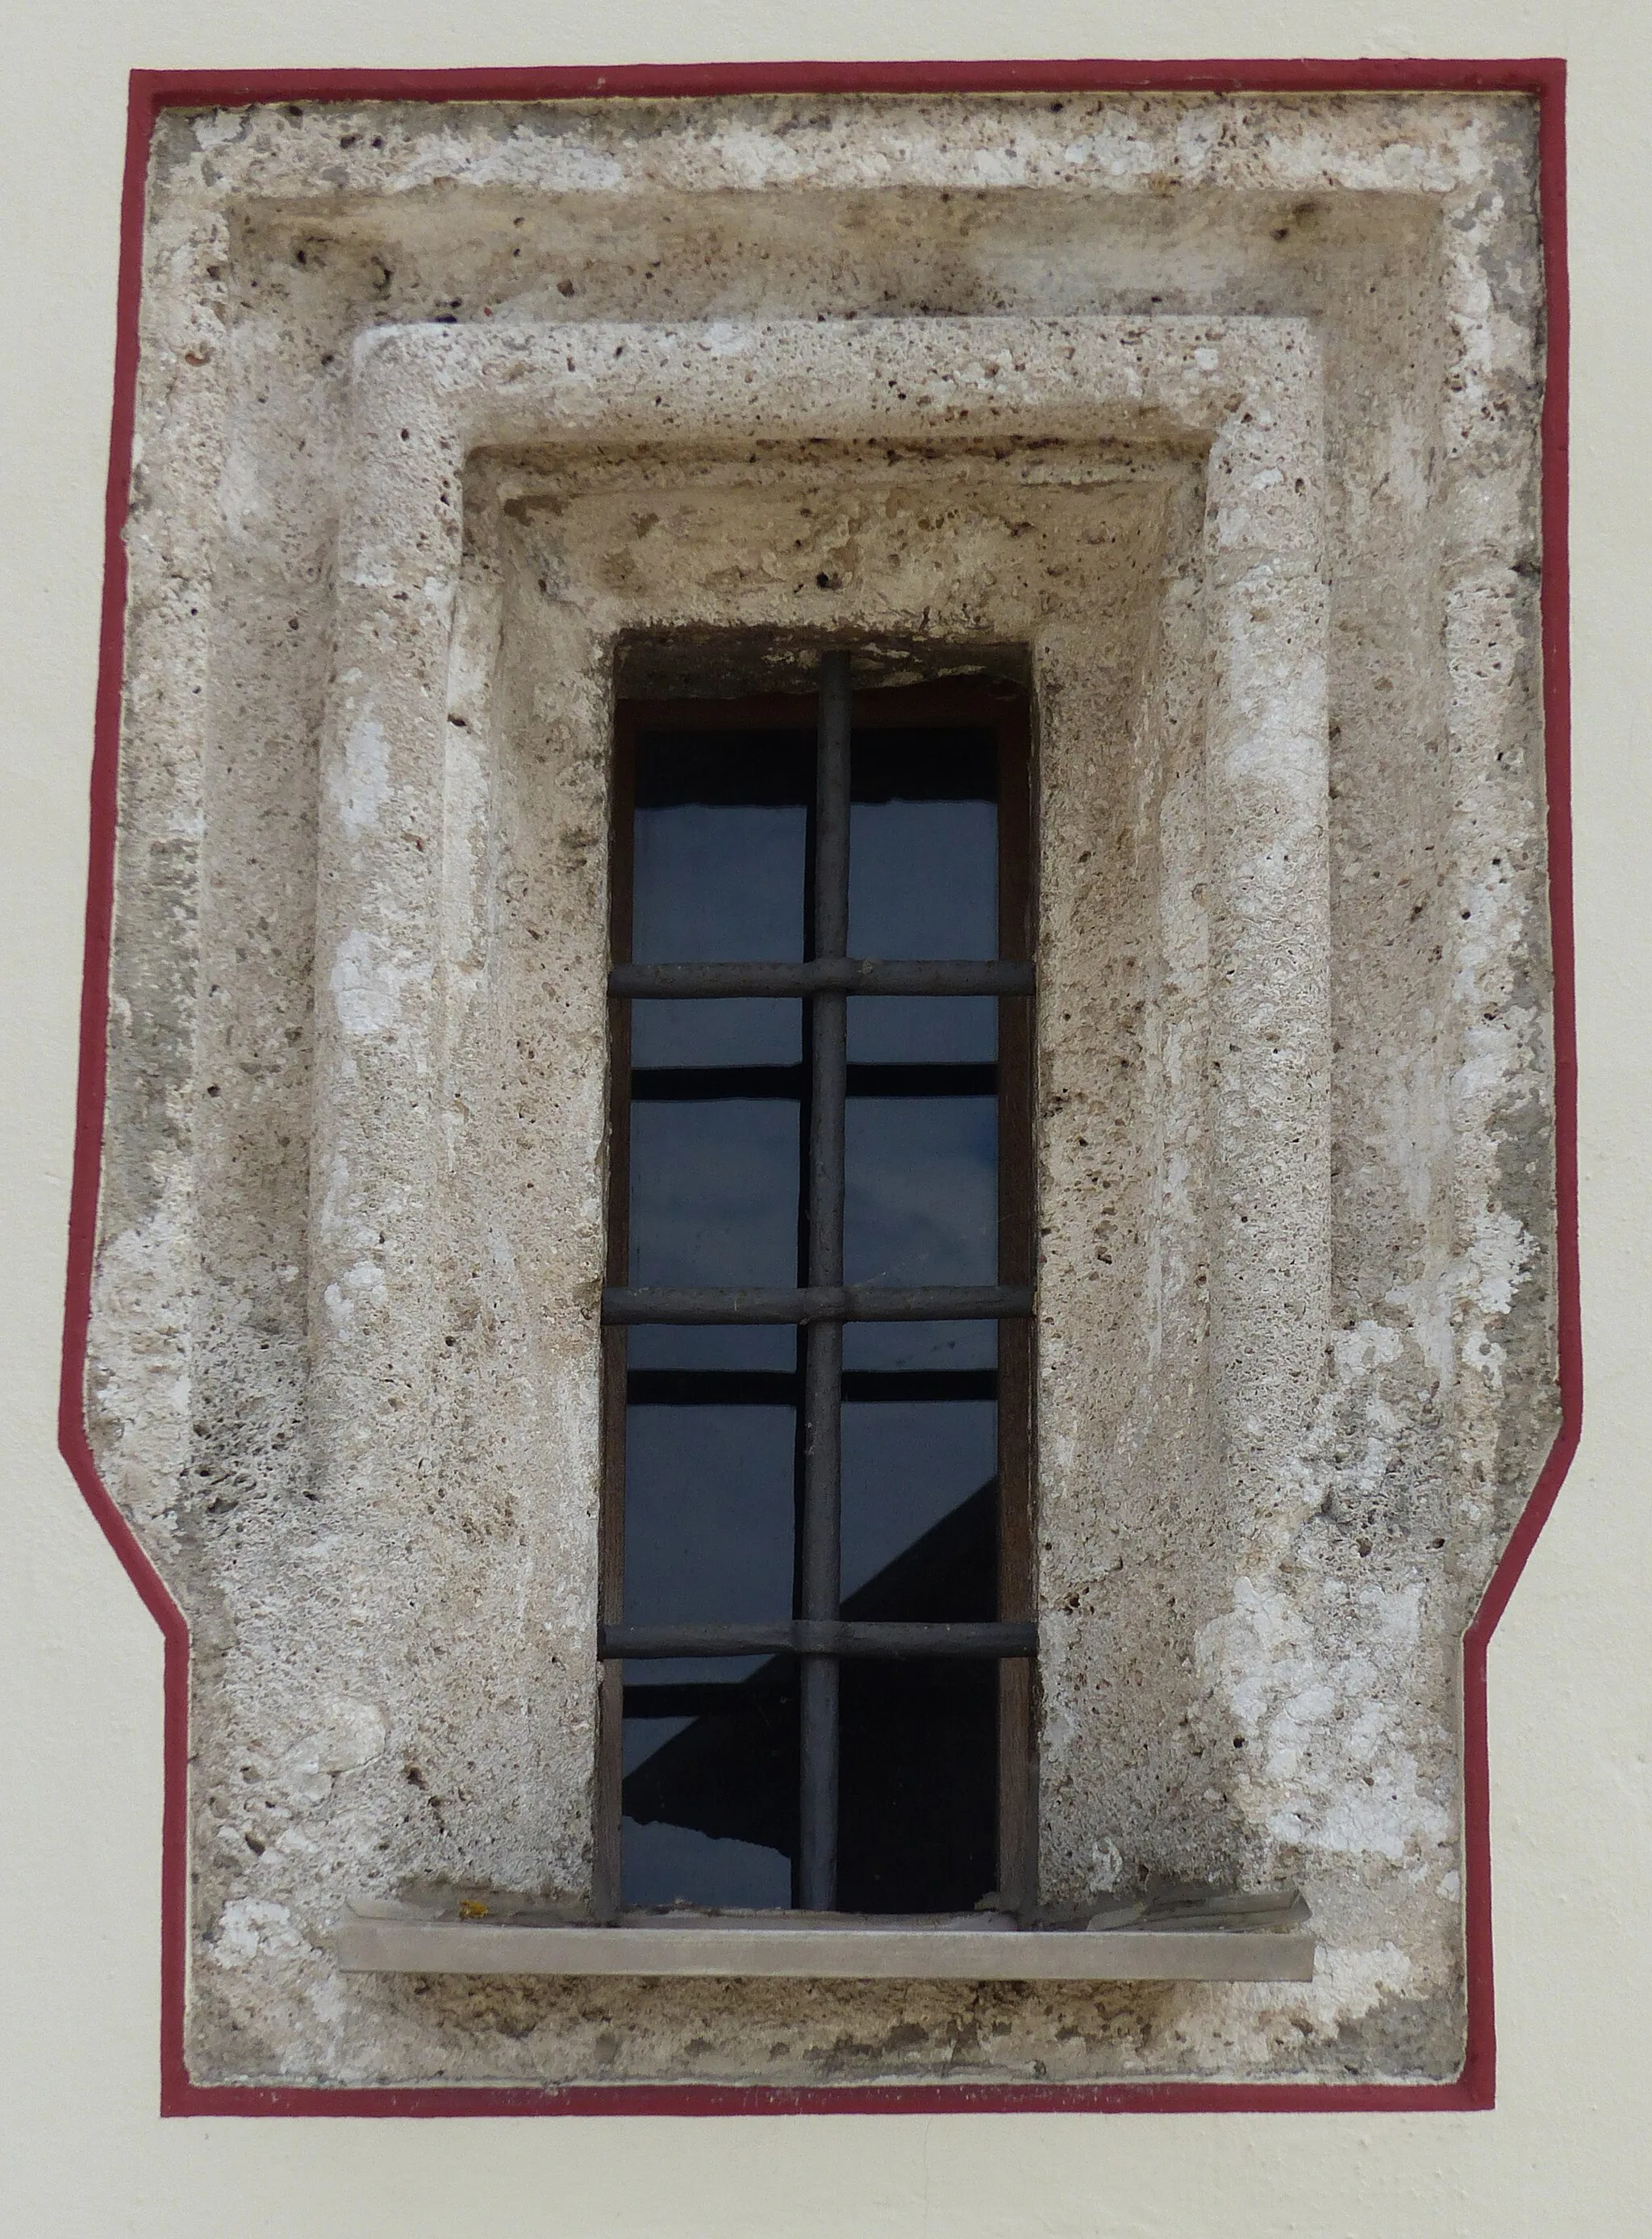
[626,1322,796,1373]
[841,1319,997,1374]
[623,1399,795,1627]
[622,1655,797,1909]
[845,1095,997,1286]
[848,994,995,1063]
[849,729,996,960]
[628,1100,799,1286]
[841,1401,998,1608]
[632,996,800,1070]
[849,800,997,960]
[632,728,812,963]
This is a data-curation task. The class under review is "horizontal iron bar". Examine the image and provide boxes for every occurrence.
[626,1368,999,1406]
[629,1062,997,1101]
[603,1285,1032,1325]
[611,960,1033,998]
[602,1621,1038,1660]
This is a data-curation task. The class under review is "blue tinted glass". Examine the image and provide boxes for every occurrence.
[847,994,995,1063]
[626,1323,797,1372]
[633,805,806,962]
[620,1817,793,1911]
[841,1319,997,1373]
[622,1656,796,1910]
[621,1654,770,1689]
[845,1096,997,1285]
[632,996,799,1068]
[632,725,811,963]
[841,1401,998,1609]
[849,800,997,959]
[623,1405,795,1627]
[628,1101,799,1285]
[618,705,1013,1917]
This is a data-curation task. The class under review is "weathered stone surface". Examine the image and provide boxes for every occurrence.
[90,90,1554,2089]
[333,1903,1319,1983]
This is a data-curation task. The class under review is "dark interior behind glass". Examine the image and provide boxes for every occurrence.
[604,683,1031,1914]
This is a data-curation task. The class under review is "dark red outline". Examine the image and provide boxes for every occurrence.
[59,56,1575,2120]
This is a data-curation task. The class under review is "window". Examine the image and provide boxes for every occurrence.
[599,658,1036,1915]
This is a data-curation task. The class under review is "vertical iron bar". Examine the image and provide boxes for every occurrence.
[799,650,851,1910]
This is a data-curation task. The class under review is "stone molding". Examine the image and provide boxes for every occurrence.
[313,312,1328,1940]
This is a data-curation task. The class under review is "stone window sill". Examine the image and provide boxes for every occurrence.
[336,1896,1314,1982]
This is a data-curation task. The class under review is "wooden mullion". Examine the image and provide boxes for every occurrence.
[593,708,637,1922]
[995,695,1039,1916]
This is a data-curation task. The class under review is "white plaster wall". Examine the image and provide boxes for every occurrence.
[1,0,1648,2228]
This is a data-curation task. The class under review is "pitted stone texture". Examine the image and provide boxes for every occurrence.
[301,312,1325,1978]
[90,91,1553,2090]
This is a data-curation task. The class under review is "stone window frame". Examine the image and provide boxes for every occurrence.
[59,63,1578,2115]
[310,311,1325,1969]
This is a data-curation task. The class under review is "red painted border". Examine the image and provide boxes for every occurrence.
[59,56,1575,2119]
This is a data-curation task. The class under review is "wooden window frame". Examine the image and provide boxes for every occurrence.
[596,670,1037,1919]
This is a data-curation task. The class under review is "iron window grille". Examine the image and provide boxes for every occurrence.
[598,655,1036,1915]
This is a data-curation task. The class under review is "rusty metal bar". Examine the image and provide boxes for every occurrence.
[602,1283,1032,1325]
[624,1368,999,1406]
[628,1062,997,1101]
[610,959,1033,998]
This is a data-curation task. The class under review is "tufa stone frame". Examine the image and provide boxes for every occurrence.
[88,91,1555,2091]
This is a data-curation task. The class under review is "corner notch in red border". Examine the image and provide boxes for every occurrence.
[60,56,1575,2119]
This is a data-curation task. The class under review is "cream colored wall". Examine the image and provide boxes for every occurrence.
[1,0,1646,2229]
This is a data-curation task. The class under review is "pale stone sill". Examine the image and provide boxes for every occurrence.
[336,1898,1314,1982]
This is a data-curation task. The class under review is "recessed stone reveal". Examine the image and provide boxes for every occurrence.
[90,90,1554,2090]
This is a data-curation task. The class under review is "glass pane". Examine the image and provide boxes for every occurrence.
[841,1401,998,1611]
[849,800,997,959]
[851,727,998,806]
[632,729,811,963]
[628,1099,799,1285]
[838,1658,997,1913]
[849,729,996,961]
[848,994,995,1063]
[845,1095,997,1285]
[622,1655,797,1909]
[626,1322,797,1373]
[632,996,799,1070]
[623,1401,795,1627]
[841,1319,997,1374]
